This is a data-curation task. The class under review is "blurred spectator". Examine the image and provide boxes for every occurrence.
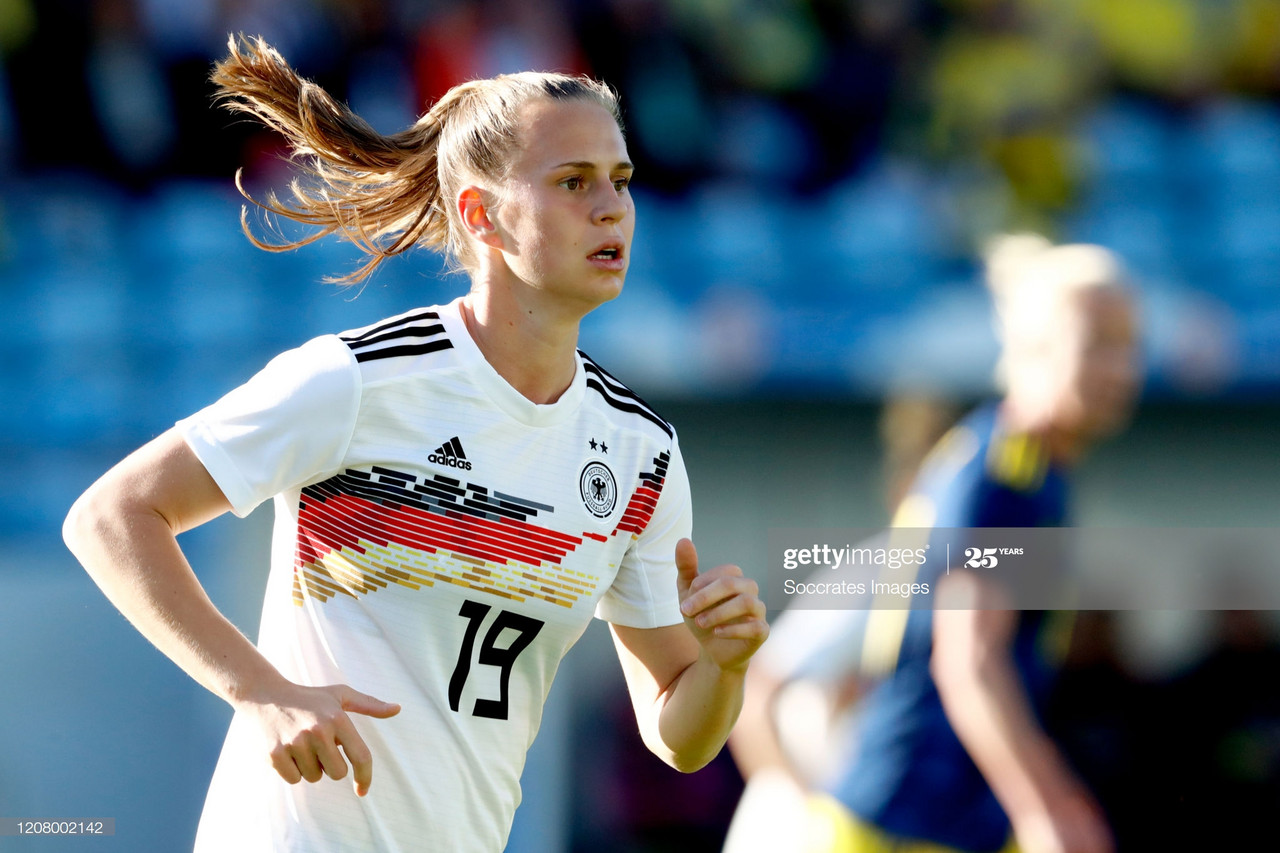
[571,0,717,193]
[919,0,1103,236]
[87,0,176,180]
[6,0,109,175]
[1075,0,1225,100]
[1225,0,1280,94]
[415,0,587,106]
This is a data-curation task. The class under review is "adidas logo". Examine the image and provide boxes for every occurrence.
[429,436,472,471]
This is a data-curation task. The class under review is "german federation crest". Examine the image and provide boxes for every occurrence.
[579,461,617,519]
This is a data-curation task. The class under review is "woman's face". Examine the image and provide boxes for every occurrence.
[484,97,635,312]
[1049,286,1141,440]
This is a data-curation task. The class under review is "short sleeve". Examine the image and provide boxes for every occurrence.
[175,335,361,517]
[595,437,692,628]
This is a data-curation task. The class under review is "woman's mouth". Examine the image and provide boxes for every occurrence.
[588,244,625,269]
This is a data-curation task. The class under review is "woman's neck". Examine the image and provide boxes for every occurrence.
[459,284,582,405]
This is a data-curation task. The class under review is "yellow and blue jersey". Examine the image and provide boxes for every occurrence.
[826,404,1069,853]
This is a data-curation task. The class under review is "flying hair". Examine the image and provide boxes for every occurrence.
[210,35,622,283]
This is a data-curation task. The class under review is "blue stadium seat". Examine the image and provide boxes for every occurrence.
[1061,197,1180,282]
[130,181,250,270]
[1173,97,1280,213]
[1077,98,1176,191]
[686,181,791,296]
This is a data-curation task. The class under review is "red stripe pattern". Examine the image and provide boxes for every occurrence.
[292,454,670,608]
[612,452,670,537]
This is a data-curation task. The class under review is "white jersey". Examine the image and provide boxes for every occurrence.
[179,297,690,853]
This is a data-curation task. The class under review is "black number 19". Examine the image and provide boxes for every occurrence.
[448,599,544,720]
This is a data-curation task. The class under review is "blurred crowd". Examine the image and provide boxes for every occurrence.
[5,0,1280,233]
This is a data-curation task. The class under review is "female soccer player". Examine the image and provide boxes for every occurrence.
[63,37,767,853]
[728,234,1139,853]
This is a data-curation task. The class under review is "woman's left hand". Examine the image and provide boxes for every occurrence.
[676,538,769,672]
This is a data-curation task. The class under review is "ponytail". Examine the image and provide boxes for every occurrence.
[211,35,622,284]
[211,35,448,282]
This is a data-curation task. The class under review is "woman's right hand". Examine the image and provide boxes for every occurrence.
[64,431,403,798]
[239,682,401,797]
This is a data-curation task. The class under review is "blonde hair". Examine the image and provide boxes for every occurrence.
[983,233,1127,386]
[210,35,622,282]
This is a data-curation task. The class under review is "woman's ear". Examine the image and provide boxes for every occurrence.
[458,187,503,249]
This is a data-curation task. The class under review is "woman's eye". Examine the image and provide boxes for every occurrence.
[613,177,630,192]
[560,177,583,191]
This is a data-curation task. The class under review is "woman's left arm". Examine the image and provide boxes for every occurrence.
[610,538,769,772]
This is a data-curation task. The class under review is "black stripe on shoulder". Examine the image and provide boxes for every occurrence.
[353,338,453,363]
[342,309,454,364]
[340,309,442,344]
[585,378,673,438]
[347,322,446,351]
[579,352,673,439]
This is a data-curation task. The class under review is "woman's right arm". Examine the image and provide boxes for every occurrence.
[932,570,1112,853]
[63,428,399,796]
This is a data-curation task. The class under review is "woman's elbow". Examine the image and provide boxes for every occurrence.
[643,729,719,774]
[62,480,127,563]
[664,745,717,775]
[62,486,100,557]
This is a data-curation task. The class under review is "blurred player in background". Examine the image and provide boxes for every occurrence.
[62,35,767,853]
[728,234,1140,853]
[725,393,958,847]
